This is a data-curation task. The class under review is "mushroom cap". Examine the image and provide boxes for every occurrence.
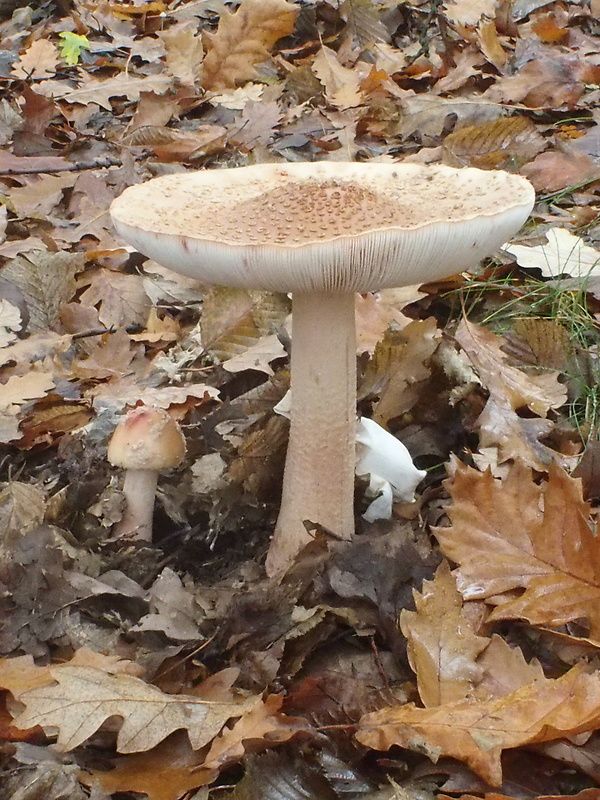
[108,407,186,471]
[110,162,535,293]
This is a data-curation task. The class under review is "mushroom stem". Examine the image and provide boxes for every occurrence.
[115,468,159,541]
[266,291,356,576]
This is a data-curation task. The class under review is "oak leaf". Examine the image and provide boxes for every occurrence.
[78,269,152,328]
[312,47,364,110]
[455,318,567,469]
[435,460,600,643]
[13,665,257,753]
[400,562,488,708]
[201,0,299,90]
[12,40,59,80]
[357,663,600,786]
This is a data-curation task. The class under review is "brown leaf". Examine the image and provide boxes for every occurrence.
[78,269,152,328]
[39,73,173,111]
[201,0,299,90]
[360,318,441,426]
[312,47,364,110]
[520,149,600,192]
[200,286,290,364]
[400,562,488,707]
[435,460,600,643]
[1,250,82,333]
[88,732,215,800]
[442,116,545,170]
[158,21,204,85]
[203,694,306,770]
[13,665,257,753]
[455,319,567,469]
[357,664,600,786]
[484,55,599,108]
[12,40,59,80]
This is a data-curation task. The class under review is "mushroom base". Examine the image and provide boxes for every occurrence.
[266,291,357,577]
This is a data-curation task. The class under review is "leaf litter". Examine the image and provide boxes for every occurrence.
[2,0,600,797]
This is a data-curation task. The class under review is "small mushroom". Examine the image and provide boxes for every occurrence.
[107,406,186,541]
[110,162,535,574]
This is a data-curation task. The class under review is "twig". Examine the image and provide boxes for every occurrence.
[0,155,122,176]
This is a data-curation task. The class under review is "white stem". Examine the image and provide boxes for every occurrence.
[114,469,158,541]
[266,292,356,577]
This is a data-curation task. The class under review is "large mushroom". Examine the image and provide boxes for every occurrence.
[110,162,535,576]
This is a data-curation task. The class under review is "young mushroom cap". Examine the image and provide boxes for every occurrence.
[110,162,535,573]
[108,406,186,470]
[108,406,186,541]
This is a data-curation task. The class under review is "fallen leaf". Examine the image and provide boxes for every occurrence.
[79,269,152,328]
[521,150,600,192]
[1,250,82,333]
[455,318,567,469]
[12,40,59,80]
[200,286,290,363]
[442,115,545,170]
[435,460,600,643]
[505,227,600,279]
[201,0,299,90]
[312,47,364,110]
[13,665,257,753]
[400,562,488,707]
[38,73,173,110]
[357,663,600,786]
[158,21,204,85]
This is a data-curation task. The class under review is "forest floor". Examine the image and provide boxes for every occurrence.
[2,0,600,798]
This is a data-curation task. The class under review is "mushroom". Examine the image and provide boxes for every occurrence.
[107,406,186,541]
[109,162,535,575]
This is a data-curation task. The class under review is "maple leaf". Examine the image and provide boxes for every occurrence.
[13,665,257,753]
[201,0,299,90]
[435,460,600,643]
[357,663,600,786]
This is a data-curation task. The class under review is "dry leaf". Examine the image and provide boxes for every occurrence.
[12,40,59,80]
[200,286,290,363]
[357,663,600,786]
[312,47,364,110]
[360,318,441,426]
[38,73,173,110]
[455,318,567,469]
[88,733,215,800]
[158,21,204,85]
[521,149,600,192]
[79,269,152,328]
[434,460,600,643]
[13,665,257,753]
[1,250,82,333]
[442,0,498,27]
[442,116,545,170]
[505,227,600,279]
[201,0,299,90]
[400,562,488,707]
